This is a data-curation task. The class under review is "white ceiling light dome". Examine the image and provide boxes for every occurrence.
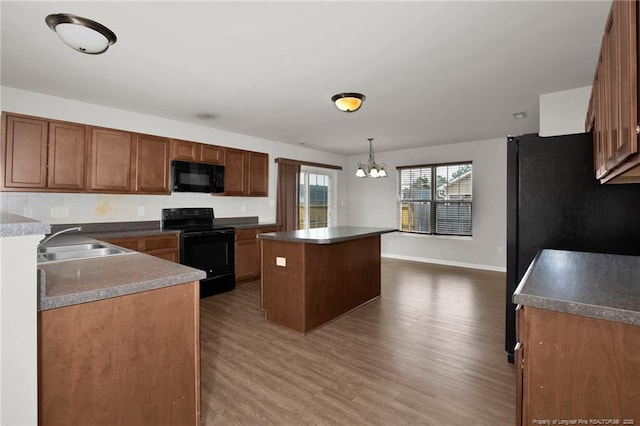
[45,13,117,54]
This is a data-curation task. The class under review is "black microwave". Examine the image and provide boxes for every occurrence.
[171,160,225,193]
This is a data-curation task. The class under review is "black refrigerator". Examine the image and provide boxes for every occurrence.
[505,132,640,362]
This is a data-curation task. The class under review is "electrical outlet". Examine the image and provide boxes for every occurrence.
[23,207,33,217]
[138,206,145,216]
[276,257,286,267]
[498,246,504,254]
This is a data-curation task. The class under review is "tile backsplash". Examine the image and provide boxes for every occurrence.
[0,192,275,225]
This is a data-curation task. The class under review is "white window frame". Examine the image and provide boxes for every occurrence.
[299,166,337,229]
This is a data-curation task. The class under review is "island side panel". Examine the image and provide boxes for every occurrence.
[304,235,381,332]
[38,281,200,426]
[261,239,306,333]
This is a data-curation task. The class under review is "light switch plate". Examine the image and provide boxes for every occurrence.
[276,257,286,267]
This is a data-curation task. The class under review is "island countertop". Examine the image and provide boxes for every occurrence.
[257,226,396,244]
[513,249,640,326]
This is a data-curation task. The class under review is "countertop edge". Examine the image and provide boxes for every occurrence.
[0,211,50,237]
[512,249,640,326]
[512,293,640,326]
[258,227,397,244]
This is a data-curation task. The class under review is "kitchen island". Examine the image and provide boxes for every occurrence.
[258,226,395,334]
[37,235,206,426]
[512,249,640,426]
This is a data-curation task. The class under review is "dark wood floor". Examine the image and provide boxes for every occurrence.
[200,258,515,425]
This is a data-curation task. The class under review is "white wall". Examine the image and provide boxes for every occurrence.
[0,233,42,426]
[0,87,348,225]
[539,85,591,137]
[347,138,507,271]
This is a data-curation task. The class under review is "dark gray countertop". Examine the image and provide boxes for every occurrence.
[513,249,640,326]
[0,211,50,237]
[258,226,397,244]
[38,250,205,311]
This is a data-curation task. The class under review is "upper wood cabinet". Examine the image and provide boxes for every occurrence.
[2,112,267,196]
[223,148,268,196]
[587,0,640,183]
[248,151,269,196]
[171,139,225,165]
[135,134,170,194]
[223,148,248,195]
[1,113,85,191]
[87,127,134,192]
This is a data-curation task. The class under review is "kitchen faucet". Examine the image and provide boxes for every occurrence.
[37,226,82,249]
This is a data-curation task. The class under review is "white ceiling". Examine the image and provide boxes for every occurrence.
[1,1,610,155]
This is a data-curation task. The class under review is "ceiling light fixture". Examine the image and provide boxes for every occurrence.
[512,111,527,119]
[331,92,366,112]
[356,138,388,178]
[45,13,117,54]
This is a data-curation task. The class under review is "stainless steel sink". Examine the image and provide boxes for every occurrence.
[37,242,135,264]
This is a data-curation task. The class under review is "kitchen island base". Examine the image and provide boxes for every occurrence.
[38,281,200,426]
[261,234,383,334]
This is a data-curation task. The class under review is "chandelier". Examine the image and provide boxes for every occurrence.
[355,138,388,178]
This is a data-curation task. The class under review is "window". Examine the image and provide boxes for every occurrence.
[299,167,335,229]
[397,162,472,236]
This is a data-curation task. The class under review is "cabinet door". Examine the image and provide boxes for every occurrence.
[171,139,198,162]
[48,121,85,190]
[2,114,48,189]
[200,144,225,165]
[248,152,268,196]
[88,128,134,192]
[224,148,248,195]
[135,134,170,194]
[235,238,259,281]
[614,0,638,164]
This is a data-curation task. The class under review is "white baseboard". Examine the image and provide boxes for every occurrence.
[381,253,507,273]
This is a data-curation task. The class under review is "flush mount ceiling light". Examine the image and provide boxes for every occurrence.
[45,13,117,54]
[331,92,366,112]
[356,138,388,178]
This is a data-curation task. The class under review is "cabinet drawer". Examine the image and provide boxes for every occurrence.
[101,237,140,251]
[235,228,258,241]
[142,234,178,251]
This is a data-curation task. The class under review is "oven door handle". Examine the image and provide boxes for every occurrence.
[182,230,234,237]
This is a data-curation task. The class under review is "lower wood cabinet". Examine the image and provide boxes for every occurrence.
[101,233,179,262]
[38,281,200,425]
[516,306,640,425]
[235,226,278,282]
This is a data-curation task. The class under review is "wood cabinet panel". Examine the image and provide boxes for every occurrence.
[171,139,199,162]
[135,134,170,194]
[519,307,640,424]
[2,114,48,188]
[248,151,268,196]
[224,149,268,196]
[87,127,134,192]
[48,121,85,190]
[223,148,248,195]
[102,234,179,262]
[235,226,278,282]
[38,282,199,425]
[171,139,225,165]
[200,144,225,165]
[588,0,640,183]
